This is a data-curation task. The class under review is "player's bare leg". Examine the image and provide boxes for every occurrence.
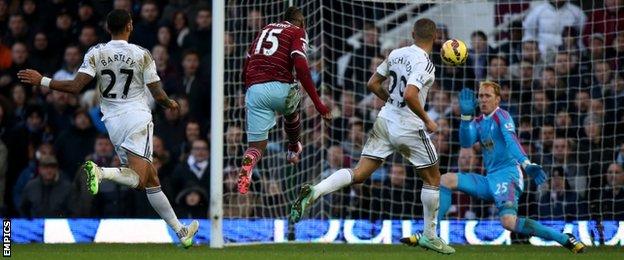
[238,140,267,194]
[284,112,303,164]
[290,157,383,222]
[401,163,455,254]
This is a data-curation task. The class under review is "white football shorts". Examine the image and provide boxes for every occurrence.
[104,111,153,165]
[361,117,438,169]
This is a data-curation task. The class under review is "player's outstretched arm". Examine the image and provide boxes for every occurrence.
[366,73,389,102]
[17,69,93,94]
[458,88,478,147]
[292,55,331,120]
[147,81,179,113]
[404,85,437,133]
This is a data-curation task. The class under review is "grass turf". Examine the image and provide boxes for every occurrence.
[10,243,623,260]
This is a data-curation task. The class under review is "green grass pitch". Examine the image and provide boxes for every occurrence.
[11,243,623,260]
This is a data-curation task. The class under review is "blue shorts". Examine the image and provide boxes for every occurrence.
[456,165,524,217]
[245,82,300,142]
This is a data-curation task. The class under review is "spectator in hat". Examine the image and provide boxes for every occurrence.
[174,185,208,219]
[20,155,72,217]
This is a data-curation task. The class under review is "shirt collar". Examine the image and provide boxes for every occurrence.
[483,107,500,119]
[109,40,128,44]
[411,44,429,58]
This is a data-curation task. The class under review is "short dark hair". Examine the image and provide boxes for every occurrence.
[509,20,523,30]
[284,6,302,23]
[182,49,199,60]
[413,18,436,41]
[82,25,97,33]
[471,30,487,41]
[197,6,211,15]
[96,133,110,140]
[106,9,132,35]
[65,44,82,54]
[363,22,376,31]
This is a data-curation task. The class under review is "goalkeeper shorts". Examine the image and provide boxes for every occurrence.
[456,165,524,217]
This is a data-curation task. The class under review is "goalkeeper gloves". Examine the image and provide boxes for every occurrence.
[522,160,547,186]
[459,88,477,120]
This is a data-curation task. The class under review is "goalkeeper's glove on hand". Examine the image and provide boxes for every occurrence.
[459,88,477,120]
[522,160,547,186]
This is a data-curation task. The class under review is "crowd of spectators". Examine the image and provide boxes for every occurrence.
[0,0,622,222]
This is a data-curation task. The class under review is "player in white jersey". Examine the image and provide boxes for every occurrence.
[289,18,454,254]
[18,9,198,248]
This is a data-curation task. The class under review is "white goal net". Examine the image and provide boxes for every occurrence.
[222,0,624,243]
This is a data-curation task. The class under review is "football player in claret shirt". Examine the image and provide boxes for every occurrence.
[237,6,332,194]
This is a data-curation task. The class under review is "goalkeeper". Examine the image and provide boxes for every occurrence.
[405,81,585,253]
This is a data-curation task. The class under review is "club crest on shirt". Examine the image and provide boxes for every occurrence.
[504,122,514,131]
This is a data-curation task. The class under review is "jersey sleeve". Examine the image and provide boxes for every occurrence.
[459,119,478,148]
[142,50,160,85]
[78,47,97,77]
[290,28,308,58]
[375,59,389,77]
[493,109,529,164]
[406,61,434,90]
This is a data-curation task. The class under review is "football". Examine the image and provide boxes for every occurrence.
[440,39,468,66]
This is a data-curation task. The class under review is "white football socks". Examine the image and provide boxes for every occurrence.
[101,167,140,188]
[146,186,183,234]
[421,185,440,239]
[312,168,353,201]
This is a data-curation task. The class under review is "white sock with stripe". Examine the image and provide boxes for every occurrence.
[101,167,139,188]
[312,168,353,201]
[421,184,440,239]
[146,186,183,235]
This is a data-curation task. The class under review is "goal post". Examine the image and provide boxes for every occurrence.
[210,0,225,249]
